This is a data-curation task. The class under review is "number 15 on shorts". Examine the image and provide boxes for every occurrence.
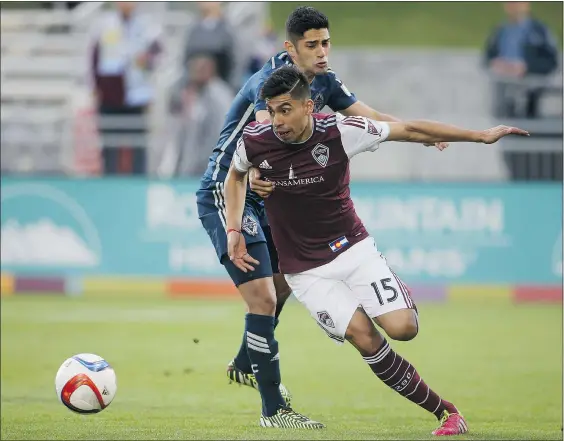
[370,278,398,305]
[370,274,414,311]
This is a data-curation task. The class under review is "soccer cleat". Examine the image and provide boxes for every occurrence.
[227,360,258,389]
[260,407,325,429]
[226,360,292,406]
[432,410,468,436]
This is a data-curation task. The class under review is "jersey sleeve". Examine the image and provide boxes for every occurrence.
[252,61,277,115]
[233,137,252,172]
[326,71,358,111]
[337,114,390,158]
[243,70,269,115]
[253,79,267,114]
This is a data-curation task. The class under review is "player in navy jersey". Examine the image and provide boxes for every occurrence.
[196,6,448,419]
[225,66,528,434]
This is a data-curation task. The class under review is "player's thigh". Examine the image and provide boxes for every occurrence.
[262,225,280,275]
[344,241,415,319]
[285,274,359,344]
[221,241,276,315]
[262,225,292,302]
[198,193,268,263]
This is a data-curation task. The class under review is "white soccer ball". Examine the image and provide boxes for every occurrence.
[55,353,117,414]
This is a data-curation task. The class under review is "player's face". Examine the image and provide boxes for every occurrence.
[116,1,136,16]
[267,94,314,143]
[504,1,530,20]
[286,29,331,78]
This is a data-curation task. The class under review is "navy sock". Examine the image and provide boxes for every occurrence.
[234,287,287,372]
[245,313,285,417]
[234,317,279,374]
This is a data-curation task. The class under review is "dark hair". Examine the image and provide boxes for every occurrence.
[285,6,329,43]
[260,66,311,102]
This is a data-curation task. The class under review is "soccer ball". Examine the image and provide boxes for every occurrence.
[55,353,117,414]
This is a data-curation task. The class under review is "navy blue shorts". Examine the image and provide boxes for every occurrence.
[196,180,280,287]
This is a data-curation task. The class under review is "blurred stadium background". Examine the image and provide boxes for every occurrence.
[1,1,562,440]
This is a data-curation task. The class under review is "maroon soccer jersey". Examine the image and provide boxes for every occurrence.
[233,113,390,274]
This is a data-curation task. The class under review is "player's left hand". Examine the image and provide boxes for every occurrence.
[424,142,449,151]
[249,167,274,199]
[227,230,260,273]
[480,125,530,144]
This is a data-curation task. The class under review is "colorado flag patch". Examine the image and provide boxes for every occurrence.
[329,236,349,252]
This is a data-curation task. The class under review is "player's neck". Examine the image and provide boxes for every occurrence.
[289,57,315,84]
[294,117,314,143]
[299,69,315,84]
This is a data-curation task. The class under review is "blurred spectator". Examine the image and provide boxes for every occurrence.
[182,2,235,88]
[90,1,162,175]
[159,55,234,177]
[41,2,82,10]
[484,1,559,118]
[243,20,280,83]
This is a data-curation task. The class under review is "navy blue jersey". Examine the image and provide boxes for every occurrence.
[200,51,358,185]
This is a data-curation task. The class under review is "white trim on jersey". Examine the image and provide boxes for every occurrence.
[244,126,271,138]
[315,115,337,132]
[316,115,337,125]
[244,122,272,135]
[271,57,275,68]
[316,116,337,126]
[212,103,255,180]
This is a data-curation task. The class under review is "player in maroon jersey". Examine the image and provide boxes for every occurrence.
[225,65,528,435]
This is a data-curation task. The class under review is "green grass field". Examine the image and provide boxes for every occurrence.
[270,2,563,48]
[1,296,562,440]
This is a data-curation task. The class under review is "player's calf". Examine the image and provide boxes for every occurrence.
[232,276,288,417]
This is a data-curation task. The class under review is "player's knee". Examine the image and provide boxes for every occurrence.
[252,292,277,316]
[377,309,419,341]
[238,279,277,316]
[386,314,419,341]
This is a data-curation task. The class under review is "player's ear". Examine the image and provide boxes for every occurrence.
[284,40,296,56]
[305,99,314,115]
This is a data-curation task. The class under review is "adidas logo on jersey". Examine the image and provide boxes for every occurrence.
[259,160,272,169]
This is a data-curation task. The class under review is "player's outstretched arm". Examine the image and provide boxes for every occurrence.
[341,101,449,150]
[341,101,402,123]
[387,120,529,145]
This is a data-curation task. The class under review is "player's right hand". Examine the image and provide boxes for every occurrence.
[227,230,260,273]
[249,168,274,199]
